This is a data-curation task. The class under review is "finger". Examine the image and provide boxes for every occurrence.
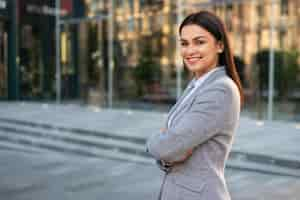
[186,149,193,156]
[171,150,193,165]
[160,128,167,132]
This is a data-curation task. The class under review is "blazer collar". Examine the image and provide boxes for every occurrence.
[193,67,221,88]
[195,66,226,91]
[167,66,227,128]
[187,66,227,105]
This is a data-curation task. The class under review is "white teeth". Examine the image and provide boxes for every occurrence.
[187,57,201,62]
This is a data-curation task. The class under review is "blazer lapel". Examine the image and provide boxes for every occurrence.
[166,79,195,127]
[168,67,226,128]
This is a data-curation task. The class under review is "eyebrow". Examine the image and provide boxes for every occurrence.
[180,36,207,41]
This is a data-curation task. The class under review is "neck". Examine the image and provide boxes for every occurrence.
[194,65,218,79]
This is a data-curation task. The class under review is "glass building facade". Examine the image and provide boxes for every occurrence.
[0,0,9,99]
[1,0,300,122]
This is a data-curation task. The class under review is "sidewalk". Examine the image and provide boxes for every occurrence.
[2,149,300,200]
[0,101,300,173]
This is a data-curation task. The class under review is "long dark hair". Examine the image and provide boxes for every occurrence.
[179,11,244,105]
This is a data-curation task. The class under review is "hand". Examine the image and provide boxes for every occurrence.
[165,149,193,166]
[160,127,167,133]
[175,149,193,164]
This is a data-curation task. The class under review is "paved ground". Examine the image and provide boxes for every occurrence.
[0,101,300,199]
[1,149,300,200]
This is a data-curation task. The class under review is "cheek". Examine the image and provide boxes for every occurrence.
[203,46,218,57]
[204,52,219,65]
[180,47,187,53]
[180,48,187,57]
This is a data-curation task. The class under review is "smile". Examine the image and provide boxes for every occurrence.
[185,57,203,63]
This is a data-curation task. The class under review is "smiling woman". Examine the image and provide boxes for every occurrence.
[180,24,224,79]
[146,11,244,200]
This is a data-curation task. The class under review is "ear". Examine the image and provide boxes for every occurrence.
[217,41,224,53]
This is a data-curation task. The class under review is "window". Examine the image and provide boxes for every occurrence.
[257,4,264,17]
[281,0,289,15]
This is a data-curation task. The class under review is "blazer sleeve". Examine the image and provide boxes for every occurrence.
[146,82,240,163]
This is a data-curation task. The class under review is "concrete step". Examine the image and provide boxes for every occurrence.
[0,140,46,154]
[0,121,149,158]
[0,117,299,177]
[227,158,300,178]
[0,129,153,164]
[1,128,299,177]
[0,117,147,144]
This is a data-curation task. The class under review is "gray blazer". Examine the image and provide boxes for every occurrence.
[146,67,240,200]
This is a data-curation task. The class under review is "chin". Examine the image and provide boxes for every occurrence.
[187,66,202,73]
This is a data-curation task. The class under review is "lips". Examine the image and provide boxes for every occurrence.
[185,57,202,65]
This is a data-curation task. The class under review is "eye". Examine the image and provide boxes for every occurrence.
[180,41,188,47]
[195,40,206,45]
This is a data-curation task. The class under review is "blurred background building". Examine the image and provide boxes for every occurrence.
[1,0,300,121]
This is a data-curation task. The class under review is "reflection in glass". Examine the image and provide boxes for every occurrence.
[19,24,44,99]
[0,21,8,98]
[110,0,300,121]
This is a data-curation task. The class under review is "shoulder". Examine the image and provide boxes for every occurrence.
[214,76,241,110]
[215,76,239,95]
[202,73,238,92]
[198,75,240,106]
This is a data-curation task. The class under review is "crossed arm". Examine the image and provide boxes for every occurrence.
[158,127,193,167]
[146,84,237,168]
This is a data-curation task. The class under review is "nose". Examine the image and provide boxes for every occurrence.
[184,45,198,56]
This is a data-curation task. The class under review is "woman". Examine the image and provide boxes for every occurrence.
[146,11,243,200]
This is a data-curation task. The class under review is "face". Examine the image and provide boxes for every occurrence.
[180,24,223,78]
